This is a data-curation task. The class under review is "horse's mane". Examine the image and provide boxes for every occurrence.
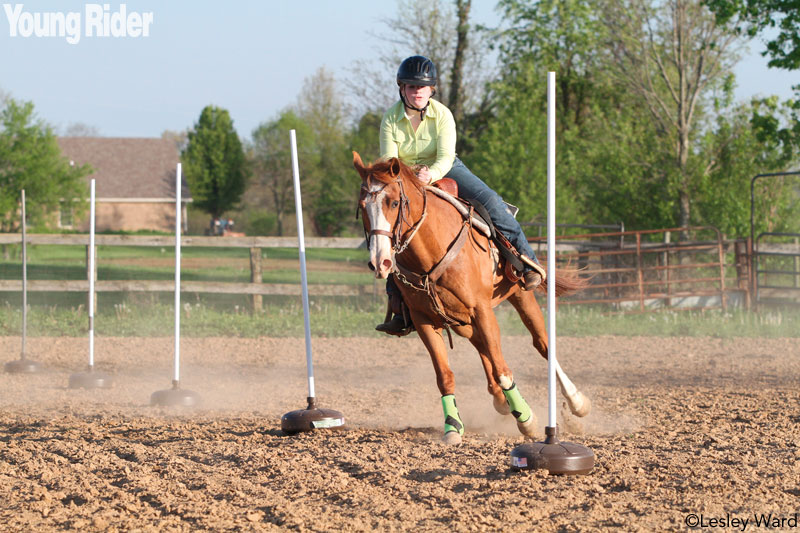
[365,158,426,194]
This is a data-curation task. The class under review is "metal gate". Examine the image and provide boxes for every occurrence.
[753,232,800,306]
[750,171,800,307]
[531,226,746,313]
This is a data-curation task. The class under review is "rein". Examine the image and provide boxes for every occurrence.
[360,172,474,347]
[393,212,474,325]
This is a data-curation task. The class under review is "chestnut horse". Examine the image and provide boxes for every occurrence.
[353,152,591,444]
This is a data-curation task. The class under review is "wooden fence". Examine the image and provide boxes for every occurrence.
[532,226,749,312]
[0,234,371,311]
[0,229,764,312]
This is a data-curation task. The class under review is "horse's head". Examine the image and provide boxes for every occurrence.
[353,151,422,279]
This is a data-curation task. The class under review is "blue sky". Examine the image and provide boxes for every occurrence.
[1,1,796,141]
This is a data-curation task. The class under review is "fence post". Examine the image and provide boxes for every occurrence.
[250,247,262,312]
[795,237,799,289]
[636,233,644,312]
[716,233,727,311]
[664,231,671,308]
[748,236,756,309]
[734,240,750,309]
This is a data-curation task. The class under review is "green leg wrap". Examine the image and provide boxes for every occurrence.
[441,394,464,436]
[502,382,532,423]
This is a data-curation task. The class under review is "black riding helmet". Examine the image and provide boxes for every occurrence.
[396,55,438,86]
[397,55,438,116]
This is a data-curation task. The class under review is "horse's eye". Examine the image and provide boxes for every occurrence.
[391,200,400,209]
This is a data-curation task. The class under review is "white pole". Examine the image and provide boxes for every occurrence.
[174,164,182,383]
[547,71,557,429]
[289,129,315,399]
[89,179,96,367]
[21,189,27,360]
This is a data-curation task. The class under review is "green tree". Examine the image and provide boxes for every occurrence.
[349,111,383,165]
[347,0,494,130]
[181,106,248,222]
[250,110,318,236]
[296,68,359,236]
[469,0,620,225]
[472,0,759,236]
[695,95,800,236]
[0,98,90,232]
[705,0,800,70]
[600,0,741,230]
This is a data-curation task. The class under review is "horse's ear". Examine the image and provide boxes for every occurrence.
[352,151,368,180]
[388,158,401,177]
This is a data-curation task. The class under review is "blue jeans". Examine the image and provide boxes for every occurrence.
[445,158,538,264]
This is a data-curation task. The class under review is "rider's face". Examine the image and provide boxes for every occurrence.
[403,84,434,109]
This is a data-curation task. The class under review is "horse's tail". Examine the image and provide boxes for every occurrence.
[537,262,591,297]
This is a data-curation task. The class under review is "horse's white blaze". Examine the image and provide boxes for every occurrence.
[364,184,394,278]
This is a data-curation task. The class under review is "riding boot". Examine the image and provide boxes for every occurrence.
[376,297,415,336]
[523,270,542,291]
[520,255,546,291]
[376,314,410,335]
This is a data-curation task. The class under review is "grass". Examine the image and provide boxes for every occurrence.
[2,243,798,339]
[0,245,372,285]
[0,301,797,338]
[495,305,799,338]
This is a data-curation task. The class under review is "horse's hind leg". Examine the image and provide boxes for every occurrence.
[507,290,592,417]
[468,305,536,437]
[415,321,465,445]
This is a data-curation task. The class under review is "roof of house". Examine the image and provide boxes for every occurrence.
[57,137,191,200]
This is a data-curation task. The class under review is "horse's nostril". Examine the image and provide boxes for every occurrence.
[382,259,393,270]
[368,262,375,271]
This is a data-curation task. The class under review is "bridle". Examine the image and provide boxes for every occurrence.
[356,170,475,346]
[358,176,428,256]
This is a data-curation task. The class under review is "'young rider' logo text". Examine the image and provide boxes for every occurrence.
[3,4,153,45]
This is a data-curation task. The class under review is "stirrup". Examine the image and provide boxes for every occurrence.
[375,315,414,337]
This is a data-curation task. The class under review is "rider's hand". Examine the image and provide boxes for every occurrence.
[416,166,432,183]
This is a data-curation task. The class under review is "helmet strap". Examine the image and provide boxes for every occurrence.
[399,86,432,119]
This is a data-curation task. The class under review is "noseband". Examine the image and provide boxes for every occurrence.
[360,177,428,255]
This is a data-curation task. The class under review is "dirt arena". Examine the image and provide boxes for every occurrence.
[1,334,799,532]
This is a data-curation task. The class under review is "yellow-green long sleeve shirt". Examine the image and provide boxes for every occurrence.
[378,98,456,183]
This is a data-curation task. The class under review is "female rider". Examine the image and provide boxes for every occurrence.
[376,55,546,335]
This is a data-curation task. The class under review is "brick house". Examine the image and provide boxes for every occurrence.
[56,137,191,232]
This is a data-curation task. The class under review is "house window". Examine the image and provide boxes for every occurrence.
[59,201,74,228]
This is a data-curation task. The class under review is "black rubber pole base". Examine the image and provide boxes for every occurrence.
[69,366,113,389]
[282,397,345,435]
[510,426,595,475]
[4,358,42,374]
[150,381,200,407]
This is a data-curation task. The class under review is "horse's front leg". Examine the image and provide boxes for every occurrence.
[469,305,537,437]
[477,353,511,416]
[452,324,508,413]
[415,321,465,445]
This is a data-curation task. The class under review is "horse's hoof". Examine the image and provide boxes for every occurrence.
[568,392,591,418]
[493,395,511,415]
[443,431,462,445]
[516,414,537,437]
